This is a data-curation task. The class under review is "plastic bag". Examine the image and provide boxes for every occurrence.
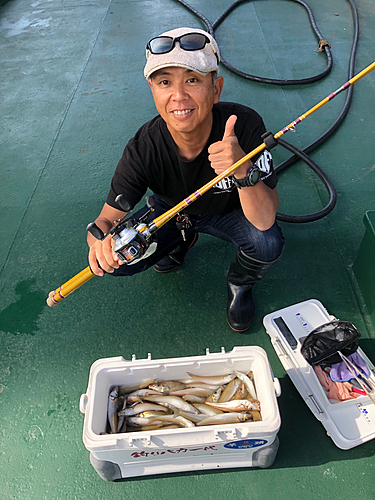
[300,320,360,366]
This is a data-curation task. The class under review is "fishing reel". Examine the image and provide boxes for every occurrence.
[87,195,157,265]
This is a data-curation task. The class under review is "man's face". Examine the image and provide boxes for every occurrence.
[149,67,223,139]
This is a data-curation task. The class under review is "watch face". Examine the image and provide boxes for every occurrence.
[250,167,261,185]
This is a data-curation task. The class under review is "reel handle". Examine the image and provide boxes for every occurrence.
[86,222,105,240]
[145,195,155,210]
[115,194,132,213]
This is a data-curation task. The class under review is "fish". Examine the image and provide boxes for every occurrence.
[218,377,242,403]
[126,389,162,403]
[142,395,199,414]
[233,370,257,400]
[247,370,258,396]
[126,395,143,404]
[137,411,173,419]
[116,394,126,432]
[186,372,236,386]
[107,386,119,434]
[116,394,125,411]
[118,403,170,417]
[174,409,208,424]
[148,381,186,393]
[169,387,211,397]
[127,416,165,427]
[205,399,261,412]
[232,382,249,401]
[251,411,262,421]
[193,404,224,416]
[133,410,195,428]
[185,383,222,391]
[206,386,222,403]
[196,412,254,426]
[130,424,180,432]
[182,395,207,403]
[127,388,162,397]
[106,368,261,434]
[144,414,195,428]
[118,380,156,395]
[117,417,127,433]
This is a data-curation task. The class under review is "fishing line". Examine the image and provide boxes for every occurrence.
[174,0,360,223]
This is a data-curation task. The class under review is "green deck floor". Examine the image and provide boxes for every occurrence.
[1,0,375,498]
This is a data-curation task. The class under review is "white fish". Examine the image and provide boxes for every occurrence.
[218,377,242,403]
[169,387,211,397]
[182,395,207,403]
[107,386,118,434]
[186,372,236,386]
[130,424,180,432]
[148,381,186,393]
[118,380,156,395]
[126,389,161,403]
[193,404,224,416]
[233,382,248,400]
[142,395,199,414]
[118,403,169,417]
[206,399,261,412]
[196,413,254,426]
[185,383,222,391]
[233,371,257,400]
[206,386,222,403]
[127,416,164,427]
[175,409,208,423]
[139,412,195,428]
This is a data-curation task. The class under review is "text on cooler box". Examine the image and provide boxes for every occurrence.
[129,440,269,460]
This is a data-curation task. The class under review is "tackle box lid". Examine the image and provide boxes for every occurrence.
[263,299,375,450]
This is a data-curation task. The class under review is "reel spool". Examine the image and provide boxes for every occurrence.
[87,194,157,265]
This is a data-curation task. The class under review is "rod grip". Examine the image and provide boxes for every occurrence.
[46,290,59,307]
[46,266,95,308]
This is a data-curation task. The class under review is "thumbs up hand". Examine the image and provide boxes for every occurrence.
[222,114,237,141]
[208,115,252,178]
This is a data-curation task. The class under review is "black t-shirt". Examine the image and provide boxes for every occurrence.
[106,102,277,215]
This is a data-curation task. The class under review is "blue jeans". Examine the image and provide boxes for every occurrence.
[113,194,285,276]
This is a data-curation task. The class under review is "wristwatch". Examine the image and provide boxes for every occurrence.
[232,165,261,189]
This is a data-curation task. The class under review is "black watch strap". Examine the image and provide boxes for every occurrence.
[232,166,261,189]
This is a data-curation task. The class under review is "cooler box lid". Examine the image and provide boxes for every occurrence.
[263,299,375,450]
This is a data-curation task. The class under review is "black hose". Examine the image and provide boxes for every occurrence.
[212,0,333,86]
[276,138,337,222]
[174,0,360,223]
[175,0,333,85]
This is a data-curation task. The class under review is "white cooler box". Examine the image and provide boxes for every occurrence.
[80,346,281,481]
[263,299,375,450]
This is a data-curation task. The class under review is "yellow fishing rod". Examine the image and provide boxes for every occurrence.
[46,61,375,308]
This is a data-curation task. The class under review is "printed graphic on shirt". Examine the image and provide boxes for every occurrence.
[254,150,273,177]
[212,150,273,193]
[212,176,233,193]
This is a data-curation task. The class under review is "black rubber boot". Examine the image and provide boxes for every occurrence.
[153,233,198,273]
[227,249,279,332]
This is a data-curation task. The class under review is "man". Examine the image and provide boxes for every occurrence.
[87,27,284,332]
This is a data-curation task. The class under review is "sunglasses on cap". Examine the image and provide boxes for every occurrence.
[146,32,219,62]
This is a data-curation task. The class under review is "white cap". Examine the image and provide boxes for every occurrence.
[144,27,220,80]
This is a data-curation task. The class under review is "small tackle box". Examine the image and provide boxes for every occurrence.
[79,346,281,481]
[263,299,375,450]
